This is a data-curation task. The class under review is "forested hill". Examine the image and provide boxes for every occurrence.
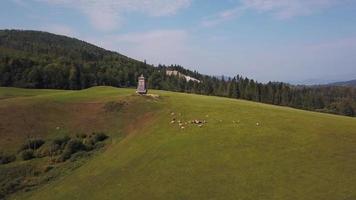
[1,30,112,60]
[0,29,156,89]
[0,29,355,117]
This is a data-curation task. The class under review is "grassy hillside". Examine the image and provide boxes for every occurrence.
[1,87,356,200]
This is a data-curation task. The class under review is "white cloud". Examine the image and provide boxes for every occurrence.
[241,0,340,19]
[201,7,245,27]
[36,0,191,31]
[116,30,189,64]
[202,0,344,27]
[86,29,194,66]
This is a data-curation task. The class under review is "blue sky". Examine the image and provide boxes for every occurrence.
[1,0,356,84]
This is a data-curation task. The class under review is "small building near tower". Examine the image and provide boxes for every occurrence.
[136,74,147,94]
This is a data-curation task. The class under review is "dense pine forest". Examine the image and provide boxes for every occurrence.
[1,30,355,117]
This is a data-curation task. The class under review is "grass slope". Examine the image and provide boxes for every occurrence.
[1,87,356,200]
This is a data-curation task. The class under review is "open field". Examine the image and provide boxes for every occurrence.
[1,87,356,200]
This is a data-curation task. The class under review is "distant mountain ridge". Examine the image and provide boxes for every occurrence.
[328,79,356,87]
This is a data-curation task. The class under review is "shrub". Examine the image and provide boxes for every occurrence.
[48,144,62,156]
[0,153,16,165]
[21,150,34,160]
[66,139,88,153]
[52,135,70,146]
[83,138,95,146]
[93,132,108,143]
[19,139,45,151]
[76,133,87,139]
[35,144,59,158]
[58,139,88,162]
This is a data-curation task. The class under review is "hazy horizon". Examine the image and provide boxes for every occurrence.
[1,0,356,84]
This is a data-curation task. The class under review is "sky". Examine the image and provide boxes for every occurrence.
[1,0,356,84]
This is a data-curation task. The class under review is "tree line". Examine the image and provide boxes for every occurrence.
[148,65,356,117]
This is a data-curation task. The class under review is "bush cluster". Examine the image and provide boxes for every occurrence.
[21,150,34,161]
[17,139,45,161]
[15,133,108,163]
[0,132,109,199]
[0,152,16,165]
[0,163,40,199]
[93,132,109,142]
[53,135,70,146]
[19,139,45,151]
[51,133,109,162]
[58,139,89,162]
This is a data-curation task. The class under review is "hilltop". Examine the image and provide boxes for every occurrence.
[1,86,356,200]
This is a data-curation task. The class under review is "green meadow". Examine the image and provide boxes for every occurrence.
[1,86,356,200]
